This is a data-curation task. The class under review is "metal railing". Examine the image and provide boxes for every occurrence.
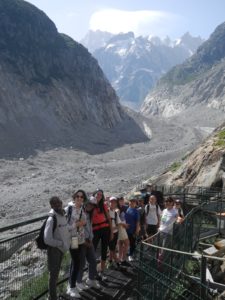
[0,215,71,300]
[133,197,225,300]
[1,186,225,299]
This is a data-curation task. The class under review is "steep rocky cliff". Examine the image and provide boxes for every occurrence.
[141,22,225,117]
[0,0,147,157]
[150,123,225,188]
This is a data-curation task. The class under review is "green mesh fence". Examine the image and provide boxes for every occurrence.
[133,194,225,300]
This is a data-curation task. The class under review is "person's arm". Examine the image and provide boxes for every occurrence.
[157,206,162,227]
[44,216,63,248]
[84,216,93,247]
[105,208,113,240]
[135,210,140,236]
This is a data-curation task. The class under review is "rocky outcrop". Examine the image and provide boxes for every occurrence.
[141,22,225,117]
[0,0,148,157]
[150,123,225,188]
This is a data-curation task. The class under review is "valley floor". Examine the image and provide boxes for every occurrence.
[0,107,224,227]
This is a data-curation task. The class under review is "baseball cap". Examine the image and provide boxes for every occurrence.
[109,196,117,201]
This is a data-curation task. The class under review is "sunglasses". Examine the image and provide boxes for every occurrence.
[76,195,84,199]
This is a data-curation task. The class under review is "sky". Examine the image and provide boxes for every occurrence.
[26,0,225,42]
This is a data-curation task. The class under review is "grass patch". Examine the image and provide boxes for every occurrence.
[13,252,71,300]
[15,270,49,300]
[169,161,182,172]
[214,129,225,147]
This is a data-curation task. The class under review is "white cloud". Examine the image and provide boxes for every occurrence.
[89,9,181,37]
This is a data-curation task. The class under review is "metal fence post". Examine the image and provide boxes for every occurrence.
[137,242,144,300]
[200,255,207,300]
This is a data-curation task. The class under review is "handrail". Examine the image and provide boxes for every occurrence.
[141,201,224,262]
[0,214,48,233]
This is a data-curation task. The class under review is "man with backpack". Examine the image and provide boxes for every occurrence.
[145,195,161,237]
[144,184,164,209]
[44,196,71,300]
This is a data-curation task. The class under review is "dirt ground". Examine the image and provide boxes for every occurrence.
[0,106,224,228]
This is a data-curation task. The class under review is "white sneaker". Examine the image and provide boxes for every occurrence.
[76,282,89,291]
[128,256,134,262]
[86,278,101,289]
[98,272,107,281]
[69,287,81,298]
[66,285,70,295]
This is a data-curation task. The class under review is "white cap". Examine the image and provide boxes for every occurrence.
[109,196,117,201]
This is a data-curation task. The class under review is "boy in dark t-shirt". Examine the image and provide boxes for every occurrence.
[125,196,140,261]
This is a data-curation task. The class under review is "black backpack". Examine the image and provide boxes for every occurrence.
[146,204,159,218]
[35,214,57,250]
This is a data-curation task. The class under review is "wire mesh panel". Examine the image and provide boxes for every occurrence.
[0,219,70,300]
[133,199,225,300]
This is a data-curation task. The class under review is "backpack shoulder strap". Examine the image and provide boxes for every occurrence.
[146,204,150,215]
[156,204,160,220]
[67,205,73,222]
[49,213,57,232]
[52,214,57,232]
[115,211,118,225]
[79,207,83,221]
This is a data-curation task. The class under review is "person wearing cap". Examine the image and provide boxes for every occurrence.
[125,195,140,261]
[107,196,121,269]
[117,196,130,266]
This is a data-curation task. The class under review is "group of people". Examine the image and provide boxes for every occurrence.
[43,185,184,300]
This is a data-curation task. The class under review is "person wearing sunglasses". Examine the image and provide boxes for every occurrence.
[65,190,87,298]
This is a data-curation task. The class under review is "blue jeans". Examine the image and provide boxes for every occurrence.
[69,243,85,288]
[86,243,98,280]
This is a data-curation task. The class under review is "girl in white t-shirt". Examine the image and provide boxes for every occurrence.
[159,197,178,249]
[108,197,121,268]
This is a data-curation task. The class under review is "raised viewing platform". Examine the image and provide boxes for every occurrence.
[1,185,225,300]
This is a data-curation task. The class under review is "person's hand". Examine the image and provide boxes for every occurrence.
[135,228,140,236]
[84,239,92,248]
[123,223,129,229]
[176,217,184,224]
[76,220,86,227]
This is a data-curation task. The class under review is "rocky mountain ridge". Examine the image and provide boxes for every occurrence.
[141,21,225,117]
[90,31,203,109]
[0,0,148,158]
[80,30,114,52]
